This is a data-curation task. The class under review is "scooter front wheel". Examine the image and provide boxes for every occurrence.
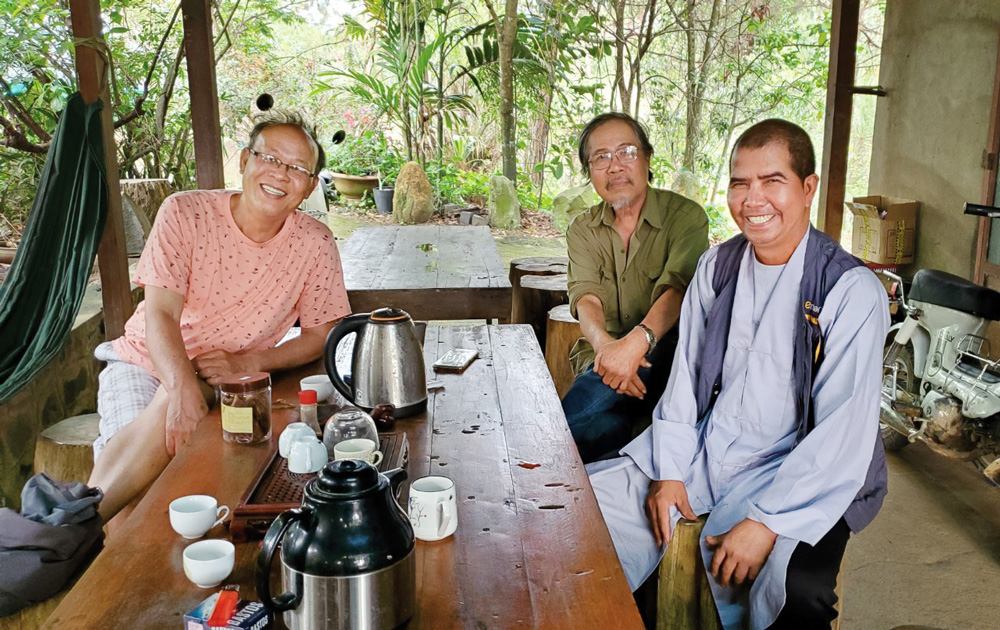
[882,342,918,451]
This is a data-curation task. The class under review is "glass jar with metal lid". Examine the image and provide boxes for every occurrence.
[219,372,272,444]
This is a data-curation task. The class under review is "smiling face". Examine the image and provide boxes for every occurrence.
[727,140,818,265]
[238,124,320,224]
[586,119,650,211]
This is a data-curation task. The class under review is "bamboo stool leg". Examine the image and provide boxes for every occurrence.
[33,413,100,483]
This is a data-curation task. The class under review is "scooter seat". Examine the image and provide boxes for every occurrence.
[909,268,1000,320]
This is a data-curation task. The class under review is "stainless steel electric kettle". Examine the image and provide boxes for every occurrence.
[256,460,415,630]
[325,308,427,418]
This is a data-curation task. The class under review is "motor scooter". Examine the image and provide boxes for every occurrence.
[880,203,1000,483]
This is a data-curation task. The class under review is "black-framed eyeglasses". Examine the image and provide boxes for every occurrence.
[589,144,640,171]
[248,148,315,182]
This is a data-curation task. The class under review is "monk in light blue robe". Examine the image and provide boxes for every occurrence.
[588,119,890,630]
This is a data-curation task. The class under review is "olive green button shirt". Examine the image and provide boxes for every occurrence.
[566,187,709,376]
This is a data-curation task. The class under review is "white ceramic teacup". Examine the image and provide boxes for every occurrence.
[182,539,235,588]
[408,476,457,542]
[333,438,383,466]
[169,495,230,539]
[279,422,317,458]
[288,435,328,474]
[299,374,336,404]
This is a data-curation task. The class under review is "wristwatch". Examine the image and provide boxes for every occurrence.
[636,323,658,356]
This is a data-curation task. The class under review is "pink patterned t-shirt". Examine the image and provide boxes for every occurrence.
[113,190,351,374]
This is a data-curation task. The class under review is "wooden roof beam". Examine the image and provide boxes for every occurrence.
[182,0,224,189]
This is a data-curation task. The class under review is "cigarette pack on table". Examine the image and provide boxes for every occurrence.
[184,594,273,630]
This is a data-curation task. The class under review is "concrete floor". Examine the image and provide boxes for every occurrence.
[842,442,1000,630]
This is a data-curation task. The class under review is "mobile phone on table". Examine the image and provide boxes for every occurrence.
[432,348,479,373]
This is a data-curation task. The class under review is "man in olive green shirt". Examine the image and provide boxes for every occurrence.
[564,112,709,462]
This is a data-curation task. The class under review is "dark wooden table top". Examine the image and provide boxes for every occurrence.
[42,324,641,630]
[339,225,512,322]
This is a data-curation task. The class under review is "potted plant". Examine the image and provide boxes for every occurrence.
[326,131,382,201]
[372,149,403,215]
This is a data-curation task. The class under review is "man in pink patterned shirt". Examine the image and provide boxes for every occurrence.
[89,112,351,524]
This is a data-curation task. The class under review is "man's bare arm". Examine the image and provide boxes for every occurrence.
[193,321,336,385]
[144,285,210,456]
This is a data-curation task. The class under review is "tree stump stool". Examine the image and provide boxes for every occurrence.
[513,273,568,351]
[658,516,847,630]
[545,304,582,398]
[33,413,99,484]
[508,256,568,324]
[657,515,722,630]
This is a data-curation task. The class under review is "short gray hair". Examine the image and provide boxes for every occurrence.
[247,111,326,174]
[577,112,654,181]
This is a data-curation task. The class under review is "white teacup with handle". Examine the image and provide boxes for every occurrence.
[169,495,230,539]
[333,437,383,466]
[407,476,457,542]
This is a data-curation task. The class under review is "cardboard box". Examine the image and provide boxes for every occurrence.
[846,195,920,265]
[184,594,272,630]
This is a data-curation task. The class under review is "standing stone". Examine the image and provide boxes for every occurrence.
[393,162,434,224]
[551,184,596,234]
[671,170,703,204]
[488,175,520,230]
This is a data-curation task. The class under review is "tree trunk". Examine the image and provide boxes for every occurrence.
[498,0,519,183]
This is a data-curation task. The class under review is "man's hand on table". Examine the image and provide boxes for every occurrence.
[646,480,697,546]
[594,329,650,398]
[705,518,778,588]
[193,349,260,386]
[164,378,210,457]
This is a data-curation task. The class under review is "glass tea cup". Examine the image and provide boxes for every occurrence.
[323,407,379,458]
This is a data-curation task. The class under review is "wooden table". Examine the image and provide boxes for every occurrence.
[339,225,512,322]
[42,324,642,629]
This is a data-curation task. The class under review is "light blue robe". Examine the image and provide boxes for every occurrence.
[588,230,889,629]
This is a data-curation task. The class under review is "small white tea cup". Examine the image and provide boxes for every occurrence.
[182,539,235,588]
[299,374,336,404]
[288,435,328,474]
[279,422,317,458]
[333,438,383,466]
[169,495,230,539]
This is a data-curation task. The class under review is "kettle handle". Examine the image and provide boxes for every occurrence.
[256,507,308,612]
[324,313,370,405]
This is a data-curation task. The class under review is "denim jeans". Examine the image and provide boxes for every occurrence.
[562,338,674,463]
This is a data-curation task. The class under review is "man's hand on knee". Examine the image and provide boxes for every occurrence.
[705,518,777,588]
[164,380,210,457]
[645,480,697,546]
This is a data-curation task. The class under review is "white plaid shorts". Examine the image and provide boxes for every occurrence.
[93,341,160,460]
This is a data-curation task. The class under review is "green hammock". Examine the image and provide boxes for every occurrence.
[0,93,108,403]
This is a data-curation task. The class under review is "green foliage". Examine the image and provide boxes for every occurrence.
[327,130,385,177]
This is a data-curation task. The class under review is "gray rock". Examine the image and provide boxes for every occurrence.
[460,210,477,226]
[551,184,596,234]
[671,170,703,204]
[471,214,490,227]
[487,175,520,230]
[393,162,434,224]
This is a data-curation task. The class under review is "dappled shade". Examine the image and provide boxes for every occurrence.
[0,93,108,403]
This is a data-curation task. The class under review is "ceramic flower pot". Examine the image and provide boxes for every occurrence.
[330,173,379,201]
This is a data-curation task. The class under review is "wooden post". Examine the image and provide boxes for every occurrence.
[181,0,225,189]
[513,273,568,351]
[657,517,706,630]
[69,0,133,339]
[817,0,861,242]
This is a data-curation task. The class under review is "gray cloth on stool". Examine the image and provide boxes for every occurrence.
[0,473,104,617]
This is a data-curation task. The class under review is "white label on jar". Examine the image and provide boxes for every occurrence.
[222,404,253,434]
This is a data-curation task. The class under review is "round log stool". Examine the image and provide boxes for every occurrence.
[513,273,568,351]
[33,413,99,484]
[657,516,721,630]
[545,304,582,398]
[509,257,568,324]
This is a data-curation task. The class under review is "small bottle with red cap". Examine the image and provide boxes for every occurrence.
[298,389,321,434]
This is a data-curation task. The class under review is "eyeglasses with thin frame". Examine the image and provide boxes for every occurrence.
[589,144,640,171]
[248,148,315,182]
